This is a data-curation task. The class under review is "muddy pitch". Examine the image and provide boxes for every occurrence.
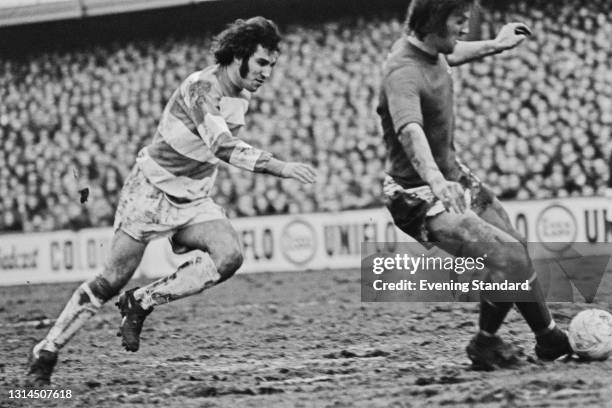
[1,268,612,407]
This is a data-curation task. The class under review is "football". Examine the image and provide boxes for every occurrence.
[568,309,612,360]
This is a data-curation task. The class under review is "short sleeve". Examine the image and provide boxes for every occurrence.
[383,64,423,133]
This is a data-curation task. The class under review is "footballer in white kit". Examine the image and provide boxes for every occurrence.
[25,16,317,386]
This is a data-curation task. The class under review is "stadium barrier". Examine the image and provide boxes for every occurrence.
[1,197,611,286]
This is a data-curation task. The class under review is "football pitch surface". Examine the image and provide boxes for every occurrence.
[1,265,612,408]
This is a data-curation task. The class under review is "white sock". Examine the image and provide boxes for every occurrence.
[39,282,104,352]
[134,253,220,310]
[478,330,496,338]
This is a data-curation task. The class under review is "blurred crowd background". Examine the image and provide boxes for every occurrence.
[0,0,610,232]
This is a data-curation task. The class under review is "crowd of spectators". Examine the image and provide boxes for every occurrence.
[0,0,610,233]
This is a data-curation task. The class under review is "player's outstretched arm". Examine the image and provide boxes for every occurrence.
[446,22,532,66]
[184,80,316,183]
[210,131,317,184]
[258,157,316,184]
[400,123,466,214]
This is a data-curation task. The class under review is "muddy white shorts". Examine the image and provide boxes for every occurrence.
[113,165,226,243]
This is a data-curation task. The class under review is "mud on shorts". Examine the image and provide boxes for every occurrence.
[113,165,226,245]
[383,166,496,243]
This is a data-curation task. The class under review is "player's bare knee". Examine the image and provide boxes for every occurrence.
[225,253,243,279]
[213,240,244,281]
[225,243,244,275]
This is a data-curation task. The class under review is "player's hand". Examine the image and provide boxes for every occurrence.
[495,22,532,51]
[281,162,317,184]
[430,178,467,214]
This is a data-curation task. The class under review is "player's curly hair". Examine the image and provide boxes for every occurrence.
[406,0,474,39]
[213,17,281,66]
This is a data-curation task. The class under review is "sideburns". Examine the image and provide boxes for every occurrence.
[239,58,249,78]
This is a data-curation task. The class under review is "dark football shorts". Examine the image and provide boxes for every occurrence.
[383,166,496,243]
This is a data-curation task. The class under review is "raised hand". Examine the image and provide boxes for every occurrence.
[495,22,532,51]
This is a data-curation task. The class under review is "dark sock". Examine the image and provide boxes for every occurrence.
[479,299,513,335]
[515,278,553,335]
[535,326,567,345]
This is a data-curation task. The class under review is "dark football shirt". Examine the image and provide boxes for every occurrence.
[377,36,461,188]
